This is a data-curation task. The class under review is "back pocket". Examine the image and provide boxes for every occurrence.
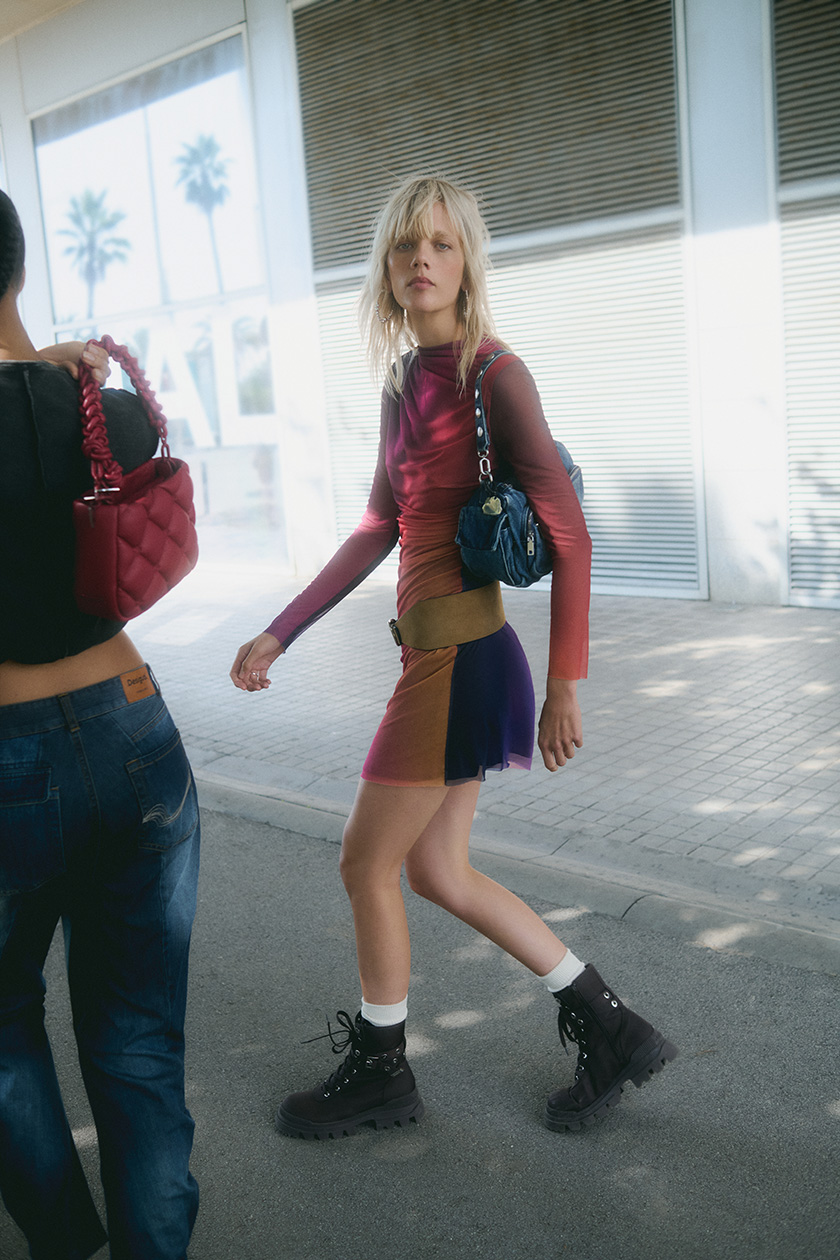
[127,731,198,852]
[0,764,64,894]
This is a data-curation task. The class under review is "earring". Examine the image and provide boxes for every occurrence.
[376,294,391,324]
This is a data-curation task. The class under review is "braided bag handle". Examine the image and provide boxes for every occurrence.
[78,335,170,493]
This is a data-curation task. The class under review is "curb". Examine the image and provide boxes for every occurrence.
[195,770,840,978]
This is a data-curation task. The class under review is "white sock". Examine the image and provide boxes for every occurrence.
[361,997,408,1027]
[540,950,586,993]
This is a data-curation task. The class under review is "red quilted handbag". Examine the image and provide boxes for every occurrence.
[73,335,199,620]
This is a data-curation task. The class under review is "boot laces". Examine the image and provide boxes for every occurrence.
[302,1008,357,1054]
[556,1005,590,1081]
[302,1010,363,1094]
[304,1010,402,1096]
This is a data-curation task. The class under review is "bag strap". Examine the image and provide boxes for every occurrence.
[471,348,585,505]
[472,350,512,483]
[77,335,169,494]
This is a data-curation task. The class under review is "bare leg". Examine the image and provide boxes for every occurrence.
[341,779,569,1005]
[339,780,450,1004]
[331,778,676,1143]
[403,782,569,975]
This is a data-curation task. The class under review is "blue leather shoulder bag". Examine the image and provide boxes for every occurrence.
[455,350,583,588]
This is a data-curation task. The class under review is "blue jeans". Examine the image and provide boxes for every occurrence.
[0,670,200,1260]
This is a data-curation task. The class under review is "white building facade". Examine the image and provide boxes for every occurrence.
[0,0,837,607]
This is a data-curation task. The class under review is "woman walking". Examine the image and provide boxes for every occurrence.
[0,190,200,1258]
[231,175,676,1137]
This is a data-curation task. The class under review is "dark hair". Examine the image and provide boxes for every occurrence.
[0,190,26,302]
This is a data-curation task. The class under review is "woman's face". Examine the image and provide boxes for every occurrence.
[386,202,466,344]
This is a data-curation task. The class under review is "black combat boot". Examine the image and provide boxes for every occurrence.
[544,964,678,1131]
[275,1010,424,1139]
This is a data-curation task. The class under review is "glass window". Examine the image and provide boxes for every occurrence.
[32,35,287,566]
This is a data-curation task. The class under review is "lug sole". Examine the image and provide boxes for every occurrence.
[275,1088,425,1140]
[544,1034,678,1132]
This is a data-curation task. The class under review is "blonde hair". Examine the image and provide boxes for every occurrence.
[358,175,505,395]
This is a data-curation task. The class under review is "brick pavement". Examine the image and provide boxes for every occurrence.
[131,544,840,937]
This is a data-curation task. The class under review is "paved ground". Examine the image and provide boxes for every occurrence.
[2,549,839,1259]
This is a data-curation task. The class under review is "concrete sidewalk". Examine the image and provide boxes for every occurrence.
[133,554,840,960]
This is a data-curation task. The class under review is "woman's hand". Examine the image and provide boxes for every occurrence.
[538,678,583,771]
[37,340,111,384]
[230,632,284,692]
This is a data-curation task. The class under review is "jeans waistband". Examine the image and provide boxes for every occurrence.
[0,665,161,739]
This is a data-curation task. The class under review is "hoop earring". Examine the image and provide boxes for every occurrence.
[376,296,390,324]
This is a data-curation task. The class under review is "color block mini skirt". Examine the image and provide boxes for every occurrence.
[361,622,535,787]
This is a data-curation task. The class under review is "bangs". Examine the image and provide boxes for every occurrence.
[386,179,465,248]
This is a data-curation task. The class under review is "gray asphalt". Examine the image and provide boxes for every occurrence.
[3,787,838,1260]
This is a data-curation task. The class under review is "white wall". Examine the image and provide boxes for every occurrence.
[680,0,788,603]
[244,0,336,573]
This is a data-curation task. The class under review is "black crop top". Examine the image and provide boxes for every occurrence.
[0,361,158,664]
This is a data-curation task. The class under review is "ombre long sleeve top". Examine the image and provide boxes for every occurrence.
[266,343,591,680]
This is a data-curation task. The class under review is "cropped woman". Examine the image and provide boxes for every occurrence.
[232,175,676,1138]
[0,190,199,1259]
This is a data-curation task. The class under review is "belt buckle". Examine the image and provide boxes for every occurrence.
[388,618,403,647]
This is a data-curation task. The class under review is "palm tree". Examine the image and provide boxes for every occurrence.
[59,190,130,319]
[175,135,231,293]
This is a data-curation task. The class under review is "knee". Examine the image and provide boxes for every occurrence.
[404,855,457,909]
[338,837,360,896]
[338,823,397,898]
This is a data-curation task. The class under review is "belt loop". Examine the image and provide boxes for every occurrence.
[58,693,79,732]
[145,663,161,693]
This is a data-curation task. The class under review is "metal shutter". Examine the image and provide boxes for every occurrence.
[780,198,840,605]
[489,228,698,594]
[294,0,679,271]
[775,0,840,606]
[314,224,700,597]
[314,284,384,545]
[295,0,702,596]
[775,0,840,184]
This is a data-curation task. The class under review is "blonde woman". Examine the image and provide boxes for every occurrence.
[232,175,676,1137]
